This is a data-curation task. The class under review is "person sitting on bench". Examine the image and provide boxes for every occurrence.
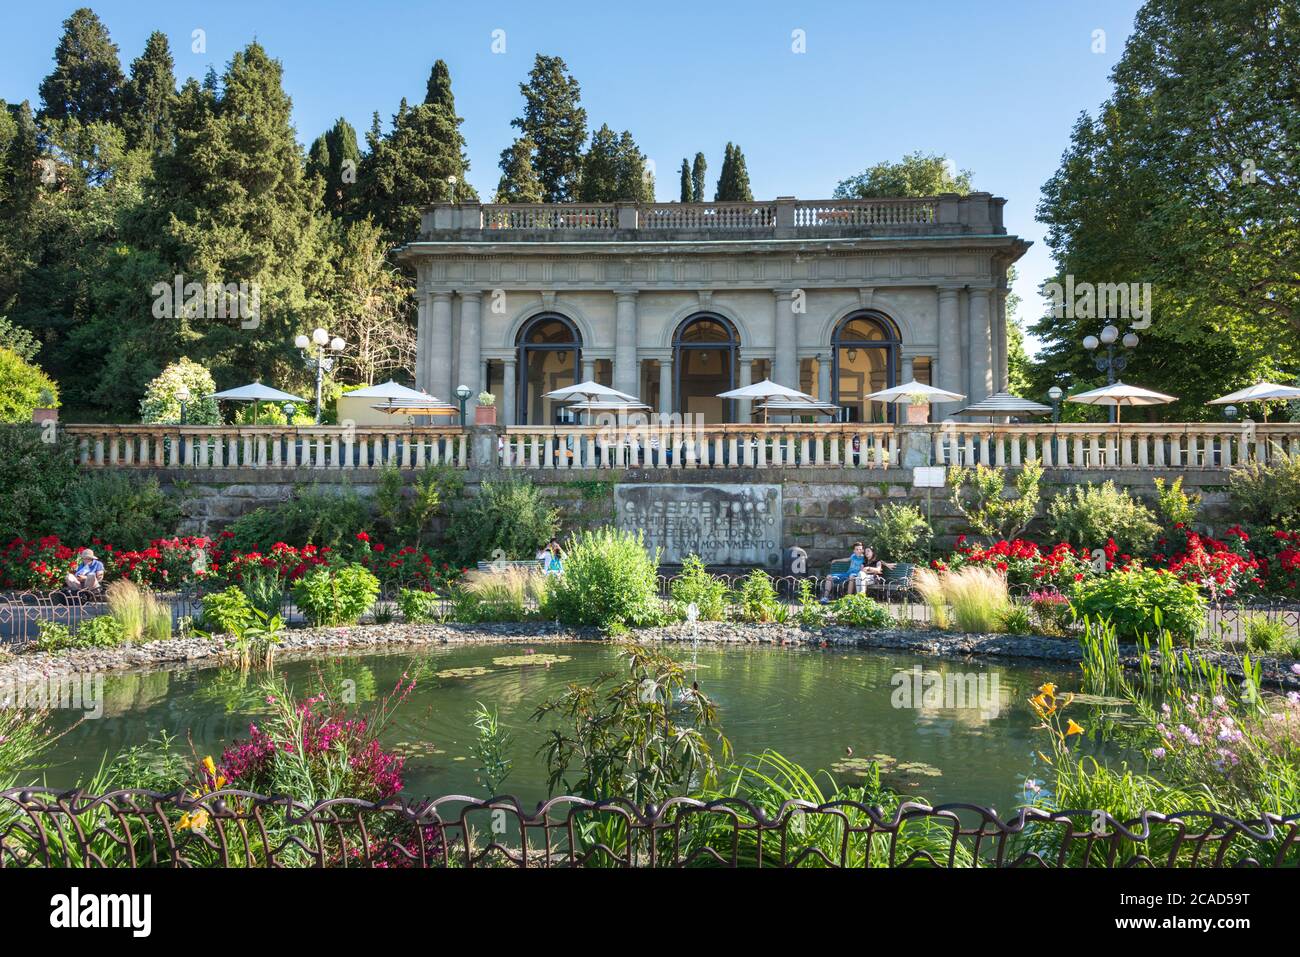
[821,542,867,602]
[856,545,895,590]
[65,548,105,594]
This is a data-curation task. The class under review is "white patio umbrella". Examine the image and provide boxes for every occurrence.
[1208,382,1300,404]
[210,382,308,422]
[861,380,966,404]
[752,398,840,418]
[1066,381,1177,422]
[953,391,1053,420]
[544,380,640,404]
[562,397,651,424]
[717,379,817,422]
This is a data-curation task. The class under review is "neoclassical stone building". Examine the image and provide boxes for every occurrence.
[395,194,1029,425]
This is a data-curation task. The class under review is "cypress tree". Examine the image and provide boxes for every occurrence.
[37,7,124,126]
[728,143,753,201]
[691,152,706,202]
[511,55,587,203]
[495,136,544,203]
[714,143,734,201]
[614,130,652,202]
[122,31,177,153]
[578,124,619,201]
[308,117,361,218]
[679,159,691,202]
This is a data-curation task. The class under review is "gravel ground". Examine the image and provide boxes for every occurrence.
[2,618,1298,692]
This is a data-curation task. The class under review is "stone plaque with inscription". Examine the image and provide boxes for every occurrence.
[615,483,782,567]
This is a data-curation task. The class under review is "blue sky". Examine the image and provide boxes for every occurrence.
[0,0,1143,352]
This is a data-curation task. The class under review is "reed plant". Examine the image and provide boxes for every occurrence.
[911,567,1010,633]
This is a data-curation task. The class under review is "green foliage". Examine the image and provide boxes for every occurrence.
[471,702,513,796]
[445,478,559,566]
[1153,476,1201,529]
[669,555,729,621]
[495,135,544,204]
[795,578,826,627]
[713,142,753,201]
[1227,453,1300,529]
[373,464,459,548]
[1243,616,1299,658]
[1069,568,1206,646]
[138,358,219,425]
[691,152,707,202]
[830,592,892,628]
[56,472,180,550]
[223,606,285,670]
[36,613,125,652]
[533,641,731,804]
[734,569,781,623]
[0,426,80,540]
[948,462,1042,540]
[37,8,124,126]
[833,150,973,199]
[291,562,380,627]
[1047,481,1161,555]
[200,586,257,636]
[397,587,442,624]
[224,484,368,553]
[106,579,170,642]
[511,55,587,203]
[997,604,1034,636]
[238,564,284,618]
[578,124,653,202]
[541,528,661,629]
[855,502,932,564]
[0,317,41,363]
[0,347,58,422]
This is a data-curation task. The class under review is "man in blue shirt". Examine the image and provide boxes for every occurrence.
[65,548,105,593]
[821,542,867,602]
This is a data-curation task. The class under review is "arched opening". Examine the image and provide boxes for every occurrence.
[517,314,581,424]
[673,314,738,423]
[832,312,900,423]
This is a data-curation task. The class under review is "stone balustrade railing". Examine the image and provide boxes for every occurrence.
[422,194,987,238]
[58,422,1300,472]
[62,425,470,470]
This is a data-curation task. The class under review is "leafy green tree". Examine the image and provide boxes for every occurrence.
[494,136,544,203]
[0,426,80,540]
[511,55,587,203]
[614,130,653,202]
[691,152,706,202]
[0,347,58,422]
[139,357,220,424]
[307,117,361,219]
[322,217,413,384]
[37,7,124,126]
[578,124,619,201]
[121,31,176,153]
[0,316,40,362]
[833,151,972,198]
[714,143,753,201]
[1031,0,1300,416]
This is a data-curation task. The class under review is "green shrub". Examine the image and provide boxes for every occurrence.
[39,614,126,651]
[239,565,285,618]
[541,528,661,629]
[200,586,257,635]
[373,464,461,548]
[0,426,80,540]
[1243,616,1298,658]
[397,588,442,624]
[1227,453,1300,529]
[1153,476,1201,529]
[446,479,559,567]
[456,567,545,621]
[292,563,380,627]
[912,567,1010,633]
[34,620,74,652]
[106,579,171,643]
[795,578,826,627]
[0,346,59,423]
[138,357,220,425]
[1069,568,1206,646]
[224,484,369,553]
[734,569,781,623]
[997,604,1033,635]
[669,555,729,621]
[1047,481,1161,555]
[54,472,181,551]
[948,462,1042,540]
[830,592,892,628]
[855,503,932,564]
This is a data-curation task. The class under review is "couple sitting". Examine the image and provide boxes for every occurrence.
[535,539,565,575]
[820,542,893,602]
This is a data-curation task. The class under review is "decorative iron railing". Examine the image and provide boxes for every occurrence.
[1,789,1296,868]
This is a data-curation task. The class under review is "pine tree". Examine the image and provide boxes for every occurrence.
[715,143,753,201]
[679,159,691,202]
[495,136,544,203]
[614,130,652,202]
[511,55,587,203]
[360,60,475,242]
[691,152,706,202]
[308,117,361,218]
[714,143,734,201]
[578,124,619,201]
[122,31,176,153]
[37,8,125,126]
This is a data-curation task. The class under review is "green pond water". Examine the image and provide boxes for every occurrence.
[31,642,1137,810]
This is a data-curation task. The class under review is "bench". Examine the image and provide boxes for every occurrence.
[475,559,545,573]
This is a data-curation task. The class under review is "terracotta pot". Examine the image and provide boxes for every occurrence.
[475,405,497,425]
[905,403,930,424]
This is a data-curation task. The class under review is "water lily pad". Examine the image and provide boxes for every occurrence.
[436,667,494,679]
[492,654,571,667]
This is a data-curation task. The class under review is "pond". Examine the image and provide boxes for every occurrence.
[30,642,1139,809]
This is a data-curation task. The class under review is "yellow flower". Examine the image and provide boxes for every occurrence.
[202,755,216,777]
[1038,682,1057,697]
[1065,719,1085,737]
[1029,693,1056,717]
[1037,751,1054,766]
[177,809,209,831]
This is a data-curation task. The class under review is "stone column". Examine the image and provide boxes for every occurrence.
[993,289,1009,391]
[456,291,482,398]
[817,355,831,404]
[582,357,596,384]
[502,356,517,425]
[429,292,453,400]
[936,286,962,418]
[737,355,752,422]
[901,355,915,383]
[968,287,993,405]
[658,358,673,416]
[614,290,639,397]
[772,290,798,388]
[415,293,429,391]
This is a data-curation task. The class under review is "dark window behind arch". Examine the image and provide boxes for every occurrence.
[673,313,739,423]
[831,311,900,423]
[516,313,581,424]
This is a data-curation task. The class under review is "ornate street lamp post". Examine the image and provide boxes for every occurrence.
[1083,324,1139,423]
[455,383,473,424]
[295,328,344,423]
[1047,385,1063,423]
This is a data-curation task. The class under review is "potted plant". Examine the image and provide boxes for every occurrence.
[855,502,933,580]
[905,392,930,424]
[32,387,58,426]
[475,391,498,425]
